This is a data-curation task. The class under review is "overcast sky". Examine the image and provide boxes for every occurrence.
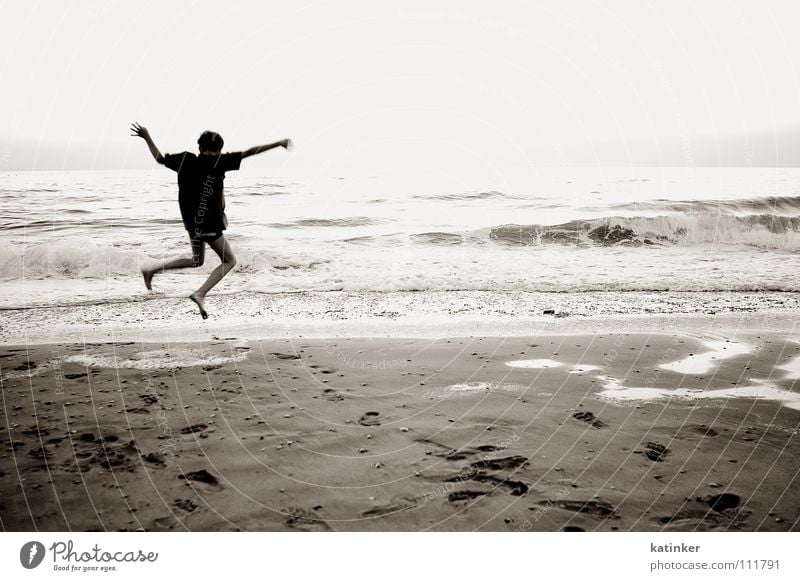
[2,0,800,169]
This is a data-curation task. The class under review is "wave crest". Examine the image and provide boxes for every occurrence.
[490,213,800,249]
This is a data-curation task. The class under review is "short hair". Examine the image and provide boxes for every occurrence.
[198,130,224,152]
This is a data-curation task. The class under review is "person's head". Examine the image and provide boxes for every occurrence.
[198,130,224,154]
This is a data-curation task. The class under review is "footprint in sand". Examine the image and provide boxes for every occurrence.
[22,425,51,438]
[571,411,607,429]
[658,509,717,527]
[29,445,55,459]
[470,473,530,496]
[658,495,746,529]
[323,388,344,402]
[440,449,470,461]
[641,441,670,462]
[173,498,199,513]
[284,507,332,531]
[179,469,223,491]
[139,393,160,406]
[683,424,719,438]
[97,440,140,471]
[418,440,531,497]
[474,444,501,452]
[358,411,381,426]
[150,515,180,531]
[448,490,488,502]
[703,492,741,512]
[541,499,619,520]
[142,451,168,466]
[65,433,140,473]
[470,455,529,471]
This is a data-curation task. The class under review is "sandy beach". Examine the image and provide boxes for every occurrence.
[2,327,798,531]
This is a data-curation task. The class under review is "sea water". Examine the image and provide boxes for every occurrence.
[2,166,799,309]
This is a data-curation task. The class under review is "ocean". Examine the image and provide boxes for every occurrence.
[2,166,799,310]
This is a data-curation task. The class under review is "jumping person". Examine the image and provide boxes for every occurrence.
[131,122,290,318]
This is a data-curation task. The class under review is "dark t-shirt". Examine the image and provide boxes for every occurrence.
[162,151,242,234]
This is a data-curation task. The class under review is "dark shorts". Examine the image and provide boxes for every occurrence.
[189,231,223,244]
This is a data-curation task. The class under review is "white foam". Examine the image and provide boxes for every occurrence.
[598,376,800,411]
[777,349,800,380]
[505,359,563,369]
[445,382,521,394]
[0,359,55,381]
[659,340,751,375]
[0,238,145,279]
[65,348,248,370]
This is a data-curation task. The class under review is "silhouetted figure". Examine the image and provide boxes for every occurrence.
[131,122,291,318]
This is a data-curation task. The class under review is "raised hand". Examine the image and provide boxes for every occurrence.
[130,122,163,163]
[130,122,151,139]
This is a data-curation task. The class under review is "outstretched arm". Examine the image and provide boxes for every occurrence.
[130,122,165,164]
[241,138,292,159]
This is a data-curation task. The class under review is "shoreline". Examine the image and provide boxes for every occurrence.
[1,290,799,345]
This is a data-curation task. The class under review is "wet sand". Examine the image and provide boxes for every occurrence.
[1,332,799,531]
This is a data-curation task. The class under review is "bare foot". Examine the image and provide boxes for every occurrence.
[142,269,153,291]
[189,293,208,319]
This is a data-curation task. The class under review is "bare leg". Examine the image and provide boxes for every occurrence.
[189,235,236,319]
[142,237,205,290]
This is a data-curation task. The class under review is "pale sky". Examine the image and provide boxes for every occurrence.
[2,0,800,169]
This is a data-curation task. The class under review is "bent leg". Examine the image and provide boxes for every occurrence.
[142,237,205,290]
[189,235,236,318]
[194,235,236,297]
